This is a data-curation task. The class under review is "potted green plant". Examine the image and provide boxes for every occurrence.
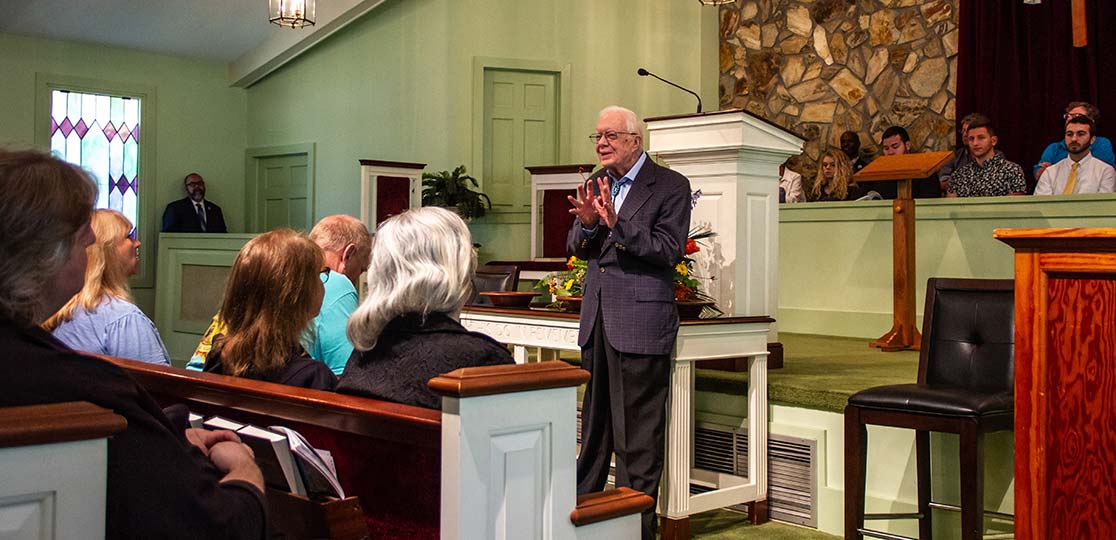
[421,165,493,220]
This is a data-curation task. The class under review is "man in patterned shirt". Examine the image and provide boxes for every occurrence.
[946,118,1027,197]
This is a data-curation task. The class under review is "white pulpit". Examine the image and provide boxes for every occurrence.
[645,110,804,337]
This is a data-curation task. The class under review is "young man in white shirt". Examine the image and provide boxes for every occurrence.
[1034,115,1116,195]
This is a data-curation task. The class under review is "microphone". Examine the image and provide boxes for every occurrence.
[637,68,702,113]
[855,190,882,201]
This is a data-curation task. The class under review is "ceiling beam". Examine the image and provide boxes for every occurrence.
[229,0,389,88]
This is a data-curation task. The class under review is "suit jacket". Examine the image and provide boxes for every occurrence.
[162,197,227,233]
[567,157,692,356]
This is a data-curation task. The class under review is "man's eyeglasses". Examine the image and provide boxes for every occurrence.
[589,131,639,143]
[1064,113,1088,122]
[320,267,331,283]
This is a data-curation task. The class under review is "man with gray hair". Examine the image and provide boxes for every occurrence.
[568,105,692,540]
[307,214,372,374]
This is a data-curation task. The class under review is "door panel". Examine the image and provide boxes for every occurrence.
[255,153,309,231]
[483,70,558,210]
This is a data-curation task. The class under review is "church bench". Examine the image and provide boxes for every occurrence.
[104,356,441,539]
[0,401,127,540]
[107,356,651,539]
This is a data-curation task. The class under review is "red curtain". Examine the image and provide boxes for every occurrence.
[956,0,1116,189]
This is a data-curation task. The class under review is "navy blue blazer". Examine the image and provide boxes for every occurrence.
[567,157,692,356]
[162,197,227,233]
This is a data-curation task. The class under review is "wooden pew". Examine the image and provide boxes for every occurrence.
[104,357,441,539]
[106,357,651,539]
[0,402,127,539]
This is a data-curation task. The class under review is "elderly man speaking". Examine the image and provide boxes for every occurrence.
[567,105,692,540]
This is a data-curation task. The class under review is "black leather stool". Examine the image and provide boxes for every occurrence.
[845,278,1015,540]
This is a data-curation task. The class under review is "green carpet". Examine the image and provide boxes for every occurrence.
[689,509,838,539]
[695,332,920,413]
[565,332,919,413]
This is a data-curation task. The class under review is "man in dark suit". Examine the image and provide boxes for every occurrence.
[162,173,227,232]
[567,105,691,540]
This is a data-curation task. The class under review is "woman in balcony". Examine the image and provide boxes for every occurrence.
[808,148,863,202]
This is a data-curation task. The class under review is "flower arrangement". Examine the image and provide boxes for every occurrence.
[673,226,719,307]
[536,256,587,298]
[535,226,721,316]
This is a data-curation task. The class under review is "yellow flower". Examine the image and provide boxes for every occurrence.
[564,279,575,291]
[676,263,688,276]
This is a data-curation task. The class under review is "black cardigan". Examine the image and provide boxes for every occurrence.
[204,340,337,392]
[337,312,514,409]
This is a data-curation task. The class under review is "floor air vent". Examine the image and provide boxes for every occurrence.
[695,422,817,528]
[577,411,817,528]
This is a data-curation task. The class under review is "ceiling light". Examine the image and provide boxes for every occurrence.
[269,0,316,29]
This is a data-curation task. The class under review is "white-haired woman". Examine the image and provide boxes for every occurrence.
[45,209,170,365]
[337,207,513,409]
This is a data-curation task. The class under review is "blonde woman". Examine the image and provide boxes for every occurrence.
[338,207,513,409]
[46,209,170,365]
[808,149,863,202]
[204,228,336,390]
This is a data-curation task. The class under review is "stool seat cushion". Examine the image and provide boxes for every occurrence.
[848,383,1013,417]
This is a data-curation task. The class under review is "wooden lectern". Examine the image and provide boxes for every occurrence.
[995,228,1116,539]
[853,151,952,351]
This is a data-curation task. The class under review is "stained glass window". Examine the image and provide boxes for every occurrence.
[50,90,141,232]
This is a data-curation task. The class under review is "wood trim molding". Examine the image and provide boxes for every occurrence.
[428,361,589,398]
[525,164,597,175]
[569,487,654,527]
[359,159,427,170]
[0,401,126,448]
[102,356,441,447]
[995,228,1116,251]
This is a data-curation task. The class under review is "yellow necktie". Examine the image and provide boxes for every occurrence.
[1063,162,1079,194]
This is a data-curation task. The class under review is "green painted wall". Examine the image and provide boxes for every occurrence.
[778,194,1116,338]
[245,0,719,262]
[0,32,248,313]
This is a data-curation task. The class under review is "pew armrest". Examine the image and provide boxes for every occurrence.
[569,487,655,527]
[0,401,126,448]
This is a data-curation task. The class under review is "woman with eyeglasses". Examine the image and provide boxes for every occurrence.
[808,148,862,202]
[45,209,171,365]
[204,228,337,390]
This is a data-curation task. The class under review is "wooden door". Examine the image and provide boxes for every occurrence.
[483,69,559,211]
[255,152,310,232]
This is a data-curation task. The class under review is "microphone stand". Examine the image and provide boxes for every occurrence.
[637,68,702,114]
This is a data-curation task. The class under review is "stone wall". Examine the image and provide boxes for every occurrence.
[719,0,958,174]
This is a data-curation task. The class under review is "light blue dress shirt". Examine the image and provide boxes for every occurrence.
[52,296,171,365]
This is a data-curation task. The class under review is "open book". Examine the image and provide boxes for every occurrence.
[201,416,345,498]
